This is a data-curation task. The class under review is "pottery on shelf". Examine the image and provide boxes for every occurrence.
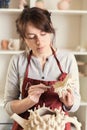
[0,40,9,50]
[35,0,45,9]
[57,0,70,10]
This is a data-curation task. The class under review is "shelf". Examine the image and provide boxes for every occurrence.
[80,101,87,106]
[0,50,24,54]
[73,51,87,55]
[0,9,87,15]
[58,49,87,55]
[50,10,87,15]
[0,8,22,14]
[1,50,87,55]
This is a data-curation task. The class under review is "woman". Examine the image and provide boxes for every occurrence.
[4,7,80,130]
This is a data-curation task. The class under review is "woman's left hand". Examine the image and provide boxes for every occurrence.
[59,88,74,110]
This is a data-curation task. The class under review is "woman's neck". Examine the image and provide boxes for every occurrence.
[32,46,53,59]
[32,46,56,70]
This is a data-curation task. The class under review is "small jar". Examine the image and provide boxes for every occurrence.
[35,0,45,9]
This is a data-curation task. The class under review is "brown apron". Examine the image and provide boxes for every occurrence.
[12,48,71,130]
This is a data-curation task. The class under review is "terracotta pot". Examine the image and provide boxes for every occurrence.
[1,40,9,50]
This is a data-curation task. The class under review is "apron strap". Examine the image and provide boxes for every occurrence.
[51,47,64,74]
[25,50,32,78]
[51,47,67,81]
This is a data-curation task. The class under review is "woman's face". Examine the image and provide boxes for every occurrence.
[25,23,52,57]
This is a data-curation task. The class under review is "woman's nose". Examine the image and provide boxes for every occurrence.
[36,35,42,44]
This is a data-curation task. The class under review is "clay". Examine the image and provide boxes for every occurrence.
[53,74,75,98]
[11,106,81,130]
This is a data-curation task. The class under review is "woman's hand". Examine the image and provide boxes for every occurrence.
[28,83,47,103]
[59,88,74,110]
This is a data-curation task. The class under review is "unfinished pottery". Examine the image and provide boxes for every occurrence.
[53,74,75,98]
[11,106,81,130]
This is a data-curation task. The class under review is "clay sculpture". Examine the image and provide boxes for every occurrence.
[53,74,75,98]
[11,106,81,130]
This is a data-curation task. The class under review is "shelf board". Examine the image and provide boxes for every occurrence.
[0,8,22,14]
[58,49,87,55]
[72,51,87,55]
[50,10,87,15]
[0,50,24,54]
[0,9,87,15]
[1,49,87,55]
[0,50,87,55]
[80,101,87,106]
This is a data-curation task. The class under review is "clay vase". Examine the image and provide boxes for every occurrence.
[57,0,70,10]
[8,39,20,50]
[1,40,9,50]
[35,0,45,9]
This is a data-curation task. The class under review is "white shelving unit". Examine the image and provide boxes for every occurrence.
[0,0,87,129]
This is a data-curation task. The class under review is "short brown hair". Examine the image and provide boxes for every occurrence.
[16,7,55,39]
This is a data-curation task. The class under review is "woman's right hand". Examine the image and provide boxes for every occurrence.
[28,83,47,103]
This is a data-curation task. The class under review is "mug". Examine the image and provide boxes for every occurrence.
[8,39,20,50]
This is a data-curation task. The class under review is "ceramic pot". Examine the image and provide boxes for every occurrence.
[8,39,20,50]
[1,40,9,50]
[57,0,70,10]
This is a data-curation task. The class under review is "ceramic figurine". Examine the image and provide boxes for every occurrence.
[11,106,81,130]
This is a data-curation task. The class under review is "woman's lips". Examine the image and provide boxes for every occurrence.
[37,46,44,52]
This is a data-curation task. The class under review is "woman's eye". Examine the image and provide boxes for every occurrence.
[28,35,36,39]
